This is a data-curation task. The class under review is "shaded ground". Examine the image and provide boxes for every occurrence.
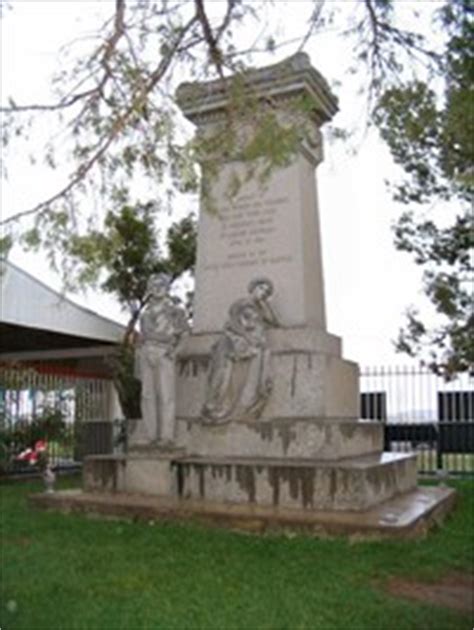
[386,572,474,614]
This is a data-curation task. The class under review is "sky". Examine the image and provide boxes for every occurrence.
[0,0,440,368]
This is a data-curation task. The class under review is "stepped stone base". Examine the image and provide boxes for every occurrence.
[176,453,417,511]
[175,418,383,460]
[83,449,417,512]
[30,485,457,540]
[42,421,455,539]
[76,411,451,538]
[84,451,181,497]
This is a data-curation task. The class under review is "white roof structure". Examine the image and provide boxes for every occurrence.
[0,259,124,357]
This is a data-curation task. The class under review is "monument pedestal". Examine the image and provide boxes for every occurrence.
[175,452,417,512]
[84,448,181,498]
[175,328,359,421]
[175,417,383,460]
[83,419,417,514]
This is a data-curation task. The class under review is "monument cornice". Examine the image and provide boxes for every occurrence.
[176,53,339,127]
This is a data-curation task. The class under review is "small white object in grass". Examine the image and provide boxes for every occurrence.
[6,599,18,613]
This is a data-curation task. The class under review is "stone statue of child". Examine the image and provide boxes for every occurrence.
[202,277,280,423]
[136,273,189,445]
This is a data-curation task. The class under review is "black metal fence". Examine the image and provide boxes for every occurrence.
[361,366,474,476]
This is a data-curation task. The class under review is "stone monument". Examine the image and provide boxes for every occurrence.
[69,54,454,536]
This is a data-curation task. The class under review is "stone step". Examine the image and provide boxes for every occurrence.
[175,418,384,460]
[30,485,456,540]
[175,452,417,511]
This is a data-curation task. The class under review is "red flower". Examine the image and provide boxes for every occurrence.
[16,441,48,465]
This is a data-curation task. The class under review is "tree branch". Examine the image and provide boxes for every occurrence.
[298,0,326,52]
[1,0,126,115]
[214,0,238,45]
[1,11,199,229]
[194,0,226,79]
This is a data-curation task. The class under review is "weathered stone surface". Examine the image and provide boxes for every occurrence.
[175,418,382,460]
[176,342,359,420]
[82,451,416,512]
[191,156,328,333]
[83,455,126,493]
[176,53,338,126]
[179,327,343,356]
[176,452,417,511]
[84,452,178,497]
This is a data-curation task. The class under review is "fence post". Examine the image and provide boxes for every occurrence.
[436,425,443,471]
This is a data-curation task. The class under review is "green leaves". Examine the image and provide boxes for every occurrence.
[393,209,473,375]
[67,201,196,317]
[375,0,473,374]
[375,82,445,204]
[242,112,299,168]
[166,215,197,280]
[71,202,162,309]
[0,233,13,258]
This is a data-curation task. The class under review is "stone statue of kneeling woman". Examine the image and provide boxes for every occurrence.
[202,277,280,424]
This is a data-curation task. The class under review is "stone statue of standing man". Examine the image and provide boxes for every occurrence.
[136,273,189,446]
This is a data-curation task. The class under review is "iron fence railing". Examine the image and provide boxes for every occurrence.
[360,365,474,476]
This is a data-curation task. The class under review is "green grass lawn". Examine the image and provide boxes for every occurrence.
[1,478,472,630]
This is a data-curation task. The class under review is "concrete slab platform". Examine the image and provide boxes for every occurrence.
[30,485,456,540]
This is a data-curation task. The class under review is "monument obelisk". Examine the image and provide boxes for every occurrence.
[175,53,359,424]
